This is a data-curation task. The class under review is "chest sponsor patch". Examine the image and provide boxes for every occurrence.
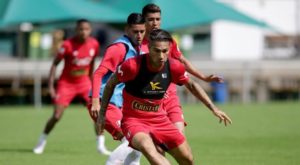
[131,100,159,112]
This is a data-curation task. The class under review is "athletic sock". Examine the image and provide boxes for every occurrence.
[97,135,111,155]
[105,139,133,165]
[33,133,48,154]
[124,149,142,165]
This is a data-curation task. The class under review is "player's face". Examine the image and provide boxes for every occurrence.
[144,12,161,33]
[76,22,92,41]
[149,41,169,68]
[126,24,146,45]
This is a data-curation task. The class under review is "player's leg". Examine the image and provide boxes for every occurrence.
[164,91,186,134]
[123,149,142,165]
[85,97,111,155]
[33,83,73,154]
[131,132,171,165]
[122,122,170,165]
[94,126,112,155]
[168,141,194,165]
[105,137,133,165]
[33,104,66,154]
[104,104,141,164]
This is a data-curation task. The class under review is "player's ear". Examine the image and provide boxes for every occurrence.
[148,41,152,50]
[125,25,129,35]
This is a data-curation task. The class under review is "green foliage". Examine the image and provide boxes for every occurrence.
[0,102,300,165]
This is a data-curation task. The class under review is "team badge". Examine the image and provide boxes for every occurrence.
[73,50,78,56]
[184,71,189,78]
[89,49,95,56]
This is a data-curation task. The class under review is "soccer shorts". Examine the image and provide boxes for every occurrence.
[163,91,185,124]
[54,80,91,106]
[122,116,185,150]
[87,101,123,140]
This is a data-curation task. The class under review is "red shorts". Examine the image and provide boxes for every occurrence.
[122,116,185,150]
[87,101,123,140]
[163,91,185,123]
[54,80,91,106]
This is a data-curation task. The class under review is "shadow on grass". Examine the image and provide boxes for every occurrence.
[0,148,32,153]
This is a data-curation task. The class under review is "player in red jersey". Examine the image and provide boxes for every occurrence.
[90,13,145,164]
[141,4,224,134]
[33,19,110,155]
[96,29,231,164]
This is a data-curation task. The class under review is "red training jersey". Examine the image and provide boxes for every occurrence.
[57,37,99,83]
[92,43,127,98]
[117,54,189,120]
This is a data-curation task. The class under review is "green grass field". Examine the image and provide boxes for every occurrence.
[0,102,300,165]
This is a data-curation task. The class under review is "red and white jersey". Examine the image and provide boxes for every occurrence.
[57,37,99,83]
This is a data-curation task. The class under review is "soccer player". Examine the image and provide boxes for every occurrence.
[96,29,232,164]
[141,4,224,133]
[90,13,145,164]
[33,19,110,155]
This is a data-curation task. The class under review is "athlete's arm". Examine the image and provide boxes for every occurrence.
[184,79,232,126]
[96,73,120,134]
[48,56,62,99]
[179,55,223,83]
[91,66,109,118]
[91,43,127,98]
[170,58,231,126]
[171,39,223,83]
[91,43,127,118]
[89,58,95,80]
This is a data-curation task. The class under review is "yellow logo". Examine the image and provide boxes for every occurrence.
[150,82,162,90]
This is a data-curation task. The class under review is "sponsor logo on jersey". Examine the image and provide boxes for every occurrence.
[72,57,92,66]
[150,82,162,90]
[131,100,159,112]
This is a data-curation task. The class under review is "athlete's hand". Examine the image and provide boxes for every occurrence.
[48,86,56,99]
[211,109,232,126]
[205,75,224,83]
[91,98,100,119]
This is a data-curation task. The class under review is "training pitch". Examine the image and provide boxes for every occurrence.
[0,102,299,165]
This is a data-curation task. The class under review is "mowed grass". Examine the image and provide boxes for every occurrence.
[0,102,300,165]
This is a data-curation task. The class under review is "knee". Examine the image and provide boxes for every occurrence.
[179,154,194,165]
[137,140,157,156]
[52,113,63,122]
[138,142,151,153]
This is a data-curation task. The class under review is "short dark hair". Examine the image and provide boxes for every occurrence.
[127,13,145,25]
[142,4,161,17]
[149,29,172,43]
[76,19,90,26]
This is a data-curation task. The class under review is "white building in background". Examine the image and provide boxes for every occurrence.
[220,0,298,35]
[211,20,264,60]
[212,0,299,60]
